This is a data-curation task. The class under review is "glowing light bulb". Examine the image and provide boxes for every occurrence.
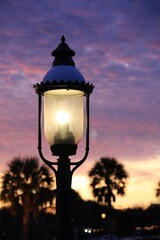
[54,110,75,144]
[55,111,70,125]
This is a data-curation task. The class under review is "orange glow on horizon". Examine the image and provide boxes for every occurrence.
[72,156,160,209]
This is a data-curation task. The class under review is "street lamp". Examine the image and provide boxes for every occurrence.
[33,36,94,240]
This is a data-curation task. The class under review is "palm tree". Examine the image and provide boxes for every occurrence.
[88,157,129,239]
[1,157,54,240]
[88,157,129,208]
[156,181,160,197]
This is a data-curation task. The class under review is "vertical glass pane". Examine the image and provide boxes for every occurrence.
[44,89,84,145]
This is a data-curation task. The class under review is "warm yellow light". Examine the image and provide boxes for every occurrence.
[44,89,84,146]
[55,111,70,125]
[101,213,106,219]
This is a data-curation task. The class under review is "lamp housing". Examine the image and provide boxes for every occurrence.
[34,36,94,156]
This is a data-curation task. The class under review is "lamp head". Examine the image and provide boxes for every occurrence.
[33,36,94,156]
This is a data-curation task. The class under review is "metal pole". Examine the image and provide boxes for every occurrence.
[56,155,73,240]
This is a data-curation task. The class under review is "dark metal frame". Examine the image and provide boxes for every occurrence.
[33,35,95,240]
[37,90,91,175]
[34,80,94,173]
[34,80,94,240]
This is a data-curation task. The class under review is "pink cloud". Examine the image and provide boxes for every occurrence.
[0,0,160,207]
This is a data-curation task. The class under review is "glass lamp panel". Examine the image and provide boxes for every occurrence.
[44,89,84,145]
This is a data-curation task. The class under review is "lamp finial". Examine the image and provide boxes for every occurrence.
[51,36,75,66]
[61,35,65,44]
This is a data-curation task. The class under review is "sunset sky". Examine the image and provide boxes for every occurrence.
[0,0,160,209]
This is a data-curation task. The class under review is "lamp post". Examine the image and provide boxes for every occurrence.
[33,36,94,240]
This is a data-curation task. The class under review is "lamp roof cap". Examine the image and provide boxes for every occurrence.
[52,35,75,67]
[33,36,94,94]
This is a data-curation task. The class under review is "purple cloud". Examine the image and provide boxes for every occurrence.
[0,0,160,206]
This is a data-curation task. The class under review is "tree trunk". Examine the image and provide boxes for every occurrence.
[23,195,30,240]
[108,198,113,240]
[23,218,29,240]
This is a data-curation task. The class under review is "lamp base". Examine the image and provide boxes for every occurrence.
[51,144,77,156]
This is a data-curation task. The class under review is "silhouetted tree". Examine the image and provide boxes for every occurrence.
[1,157,54,240]
[156,181,160,197]
[88,157,129,239]
[88,157,129,208]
